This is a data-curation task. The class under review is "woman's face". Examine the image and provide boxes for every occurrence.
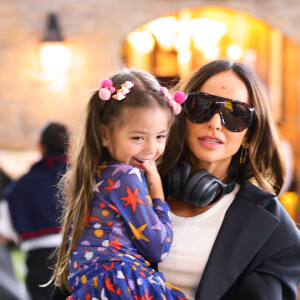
[185,70,250,179]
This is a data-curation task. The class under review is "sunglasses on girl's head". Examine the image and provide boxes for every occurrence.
[184,92,255,132]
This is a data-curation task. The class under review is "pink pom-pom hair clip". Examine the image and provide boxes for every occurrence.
[161,87,186,115]
[98,79,134,101]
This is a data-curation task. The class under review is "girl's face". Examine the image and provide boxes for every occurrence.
[102,105,170,170]
[185,70,250,179]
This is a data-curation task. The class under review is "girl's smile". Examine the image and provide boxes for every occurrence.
[102,105,170,171]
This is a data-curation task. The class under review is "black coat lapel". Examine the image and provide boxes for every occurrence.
[196,183,280,299]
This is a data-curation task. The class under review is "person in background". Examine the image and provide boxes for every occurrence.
[157,59,300,299]
[0,168,22,300]
[0,240,22,300]
[0,122,69,300]
[0,167,11,198]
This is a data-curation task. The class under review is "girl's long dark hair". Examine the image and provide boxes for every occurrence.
[53,68,175,290]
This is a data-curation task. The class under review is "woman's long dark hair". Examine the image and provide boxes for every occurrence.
[160,59,285,196]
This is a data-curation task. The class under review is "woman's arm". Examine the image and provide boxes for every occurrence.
[230,243,300,299]
[227,195,300,300]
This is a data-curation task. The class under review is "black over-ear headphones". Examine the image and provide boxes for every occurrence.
[168,161,236,207]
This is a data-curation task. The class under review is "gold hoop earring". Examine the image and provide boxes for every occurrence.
[240,144,249,164]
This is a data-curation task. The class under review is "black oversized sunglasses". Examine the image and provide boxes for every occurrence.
[185,92,255,132]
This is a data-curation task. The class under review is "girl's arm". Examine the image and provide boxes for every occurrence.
[109,165,172,263]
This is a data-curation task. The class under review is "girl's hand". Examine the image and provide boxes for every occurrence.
[141,160,164,201]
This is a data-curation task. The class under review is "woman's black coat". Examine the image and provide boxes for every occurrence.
[194,181,300,299]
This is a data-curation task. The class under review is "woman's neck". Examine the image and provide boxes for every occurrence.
[187,156,230,182]
[167,194,219,217]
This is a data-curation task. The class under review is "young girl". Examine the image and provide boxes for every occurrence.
[52,69,188,300]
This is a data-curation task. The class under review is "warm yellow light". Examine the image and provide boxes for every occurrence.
[177,51,191,64]
[40,43,71,72]
[203,45,220,60]
[280,191,298,221]
[243,48,257,63]
[127,31,155,54]
[178,18,191,34]
[227,44,243,60]
[192,18,227,52]
[174,33,191,52]
[146,17,178,51]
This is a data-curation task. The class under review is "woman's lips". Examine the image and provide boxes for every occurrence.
[198,136,224,149]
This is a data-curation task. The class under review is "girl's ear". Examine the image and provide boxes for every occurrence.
[101,124,109,147]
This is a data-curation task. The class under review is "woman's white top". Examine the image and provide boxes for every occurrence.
[159,184,240,300]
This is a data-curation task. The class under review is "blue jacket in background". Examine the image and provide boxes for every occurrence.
[3,155,67,241]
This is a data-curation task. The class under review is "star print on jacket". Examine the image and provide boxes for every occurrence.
[120,186,146,213]
[67,161,187,300]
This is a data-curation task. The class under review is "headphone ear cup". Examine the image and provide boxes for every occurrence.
[168,161,191,198]
[168,161,236,207]
[183,170,225,207]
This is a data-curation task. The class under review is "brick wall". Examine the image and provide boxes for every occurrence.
[0,0,299,150]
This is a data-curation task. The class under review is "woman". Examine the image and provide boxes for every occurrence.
[51,60,300,300]
[158,59,300,299]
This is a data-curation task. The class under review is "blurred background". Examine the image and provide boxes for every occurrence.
[0,0,299,294]
[1,1,299,213]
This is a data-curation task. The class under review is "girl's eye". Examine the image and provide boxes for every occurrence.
[157,134,167,140]
[132,137,143,141]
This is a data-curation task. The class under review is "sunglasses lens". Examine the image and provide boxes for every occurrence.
[185,93,253,132]
[221,100,251,132]
[185,96,212,124]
